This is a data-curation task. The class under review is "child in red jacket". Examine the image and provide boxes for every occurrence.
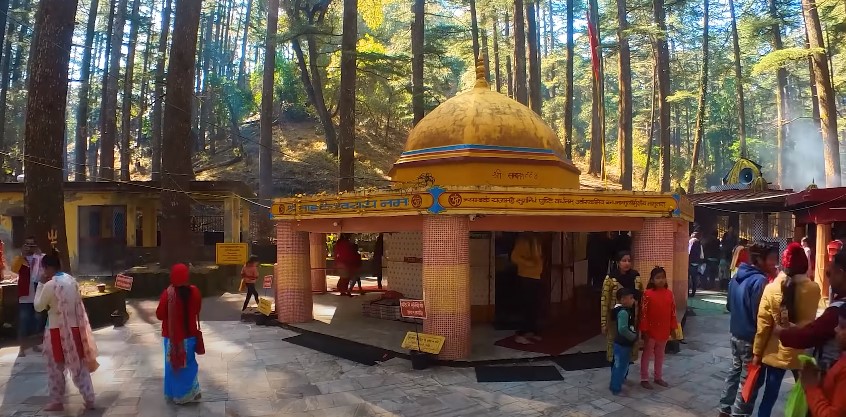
[799,303,846,417]
[639,266,678,389]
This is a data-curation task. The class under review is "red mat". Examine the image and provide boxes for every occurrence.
[494,332,596,356]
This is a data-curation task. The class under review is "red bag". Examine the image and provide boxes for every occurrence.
[741,363,761,403]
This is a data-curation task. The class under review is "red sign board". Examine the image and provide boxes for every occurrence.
[115,274,133,291]
[263,275,273,289]
[399,299,426,319]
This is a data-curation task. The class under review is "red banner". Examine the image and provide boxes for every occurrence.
[586,12,600,82]
[115,274,133,291]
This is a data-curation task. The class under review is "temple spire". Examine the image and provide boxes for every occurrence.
[474,57,489,89]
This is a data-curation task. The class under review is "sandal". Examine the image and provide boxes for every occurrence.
[640,381,653,390]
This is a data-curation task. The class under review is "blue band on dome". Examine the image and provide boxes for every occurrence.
[401,144,556,157]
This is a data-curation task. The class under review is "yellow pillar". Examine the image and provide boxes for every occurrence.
[141,201,157,247]
[240,200,250,243]
[816,223,831,302]
[309,233,327,293]
[422,215,471,360]
[125,203,137,247]
[223,196,239,242]
[275,221,312,323]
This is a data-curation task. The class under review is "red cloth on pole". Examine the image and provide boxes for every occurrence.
[586,13,600,82]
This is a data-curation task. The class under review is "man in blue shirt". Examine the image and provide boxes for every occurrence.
[718,242,778,417]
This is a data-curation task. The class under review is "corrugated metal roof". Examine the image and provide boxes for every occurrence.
[687,189,793,205]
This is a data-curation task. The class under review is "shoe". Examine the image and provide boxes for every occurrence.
[640,381,653,389]
[32,345,42,353]
[17,350,25,358]
[84,401,95,410]
[514,335,532,345]
[43,403,64,412]
[654,379,669,387]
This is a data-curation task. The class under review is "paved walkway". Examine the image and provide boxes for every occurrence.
[0,294,789,417]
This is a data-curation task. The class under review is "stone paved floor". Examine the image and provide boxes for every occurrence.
[0,294,789,417]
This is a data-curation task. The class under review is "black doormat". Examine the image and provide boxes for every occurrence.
[283,333,396,366]
[475,365,564,382]
[552,351,610,371]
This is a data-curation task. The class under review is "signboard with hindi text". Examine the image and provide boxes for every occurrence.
[399,299,426,319]
[401,332,445,355]
[115,274,133,291]
[257,297,273,316]
[215,243,249,265]
[262,275,273,289]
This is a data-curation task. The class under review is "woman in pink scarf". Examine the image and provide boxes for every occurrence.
[33,251,99,412]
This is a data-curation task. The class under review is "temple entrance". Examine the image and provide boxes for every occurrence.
[491,231,601,355]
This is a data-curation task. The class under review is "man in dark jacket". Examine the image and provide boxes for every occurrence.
[718,243,778,417]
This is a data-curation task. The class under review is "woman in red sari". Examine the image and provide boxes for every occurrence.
[156,264,203,404]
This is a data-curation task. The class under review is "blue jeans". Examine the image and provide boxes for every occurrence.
[753,365,787,417]
[17,303,44,339]
[718,336,756,416]
[609,343,632,394]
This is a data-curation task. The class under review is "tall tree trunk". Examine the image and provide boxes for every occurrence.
[94,0,116,180]
[73,0,98,181]
[617,0,632,190]
[526,0,542,114]
[338,0,358,192]
[469,0,480,60]
[137,10,152,148]
[805,30,821,129]
[769,0,788,186]
[564,0,574,159]
[480,17,490,81]
[199,13,213,152]
[161,0,202,266]
[802,0,841,186]
[100,0,128,180]
[643,65,657,190]
[505,12,513,98]
[120,0,141,181]
[513,0,528,105]
[258,0,278,241]
[305,34,338,154]
[654,0,671,192]
[238,0,253,89]
[547,0,554,53]
[727,0,747,157]
[587,2,602,174]
[24,0,77,271]
[492,15,502,93]
[687,0,709,193]
[411,0,424,125]
[0,0,19,174]
[151,0,172,180]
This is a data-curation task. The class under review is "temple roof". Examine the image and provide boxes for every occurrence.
[390,62,580,189]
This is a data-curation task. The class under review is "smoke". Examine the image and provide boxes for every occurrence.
[781,118,826,190]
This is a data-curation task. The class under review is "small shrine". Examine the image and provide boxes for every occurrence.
[271,62,693,360]
[689,158,794,255]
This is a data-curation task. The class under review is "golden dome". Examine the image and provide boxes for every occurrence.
[403,66,566,157]
[390,61,579,189]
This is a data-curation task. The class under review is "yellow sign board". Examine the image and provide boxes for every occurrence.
[258,297,273,316]
[401,331,445,355]
[215,243,248,265]
[437,190,676,214]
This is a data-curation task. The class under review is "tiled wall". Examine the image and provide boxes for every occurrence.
[385,231,492,305]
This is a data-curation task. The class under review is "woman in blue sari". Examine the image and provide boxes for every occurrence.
[156,264,202,404]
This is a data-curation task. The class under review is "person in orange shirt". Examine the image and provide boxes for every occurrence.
[639,266,678,389]
[241,255,259,311]
[800,303,846,417]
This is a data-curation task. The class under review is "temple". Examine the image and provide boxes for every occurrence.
[271,63,693,360]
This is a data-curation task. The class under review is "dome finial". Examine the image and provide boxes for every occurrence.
[474,56,489,89]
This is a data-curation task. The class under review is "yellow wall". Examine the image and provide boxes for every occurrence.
[0,190,243,272]
[391,161,580,189]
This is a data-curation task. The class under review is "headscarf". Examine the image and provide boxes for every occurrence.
[782,242,809,275]
[166,263,191,369]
